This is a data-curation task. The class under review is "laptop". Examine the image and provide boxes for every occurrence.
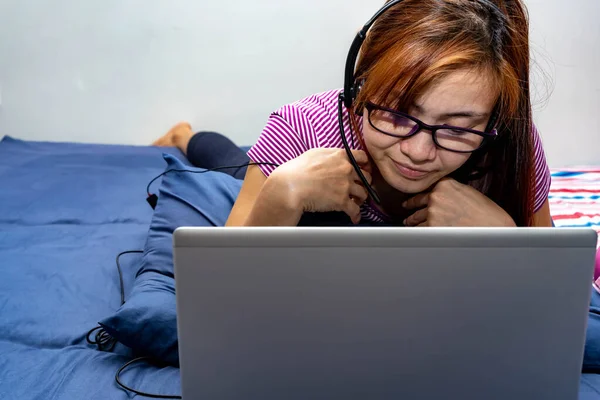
[173,227,597,400]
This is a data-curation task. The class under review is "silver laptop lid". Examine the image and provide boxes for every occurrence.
[174,227,597,400]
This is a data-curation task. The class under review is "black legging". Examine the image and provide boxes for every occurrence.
[186,131,250,180]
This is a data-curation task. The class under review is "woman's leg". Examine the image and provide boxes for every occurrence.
[153,123,250,179]
[186,131,250,179]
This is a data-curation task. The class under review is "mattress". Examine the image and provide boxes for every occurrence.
[1,135,599,399]
[0,136,182,399]
[550,168,600,241]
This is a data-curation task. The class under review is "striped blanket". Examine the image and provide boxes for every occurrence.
[549,168,600,246]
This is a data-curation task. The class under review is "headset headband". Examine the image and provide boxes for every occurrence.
[342,0,405,108]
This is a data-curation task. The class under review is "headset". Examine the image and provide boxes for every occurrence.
[338,0,503,206]
[337,0,404,205]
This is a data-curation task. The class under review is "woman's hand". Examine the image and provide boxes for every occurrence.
[403,177,516,227]
[270,148,373,224]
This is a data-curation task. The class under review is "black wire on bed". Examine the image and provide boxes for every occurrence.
[145,161,280,196]
[115,357,182,399]
[145,161,281,209]
[86,250,143,352]
[115,250,144,305]
[85,325,117,352]
[85,250,182,398]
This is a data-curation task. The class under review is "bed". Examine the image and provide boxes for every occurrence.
[549,168,600,235]
[1,135,600,399]
[0,136,182,399]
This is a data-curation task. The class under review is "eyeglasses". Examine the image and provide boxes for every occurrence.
[364,102,498,153]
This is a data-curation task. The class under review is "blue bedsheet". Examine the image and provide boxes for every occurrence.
[1,135,600,399]
[0,136,183,399]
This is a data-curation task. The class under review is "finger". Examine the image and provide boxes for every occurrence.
[437,176,457,185]
[403,192,430,210]
[343,198,362,225]
[404,208,428,226]
[360,159,373,174]
[350,150,369,165]
[353,168,372,186]
[349,183,369,204]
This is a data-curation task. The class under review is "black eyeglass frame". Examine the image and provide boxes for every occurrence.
[364,101,499,154]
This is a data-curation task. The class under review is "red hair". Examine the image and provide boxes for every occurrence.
[350,0,534,226]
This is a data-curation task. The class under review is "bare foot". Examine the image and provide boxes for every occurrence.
[152,122,194,154]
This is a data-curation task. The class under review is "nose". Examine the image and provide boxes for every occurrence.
[399,130,436,163]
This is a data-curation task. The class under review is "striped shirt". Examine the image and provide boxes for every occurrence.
[247,89,552,224]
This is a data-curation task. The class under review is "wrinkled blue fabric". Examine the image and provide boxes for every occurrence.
[100,154,243,366]
[0,136,183,398]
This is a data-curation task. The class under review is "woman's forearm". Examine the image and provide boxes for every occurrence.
[243,174,304,226]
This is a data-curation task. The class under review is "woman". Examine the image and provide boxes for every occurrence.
[155,0,553,228]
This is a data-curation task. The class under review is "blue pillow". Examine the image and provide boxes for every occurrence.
[99,153,242,366]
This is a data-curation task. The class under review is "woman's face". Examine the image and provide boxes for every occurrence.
[362,69,497,194]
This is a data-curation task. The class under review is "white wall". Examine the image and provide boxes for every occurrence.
[526,0,600,167]
[0,0,598,167]
[0,0,378,147]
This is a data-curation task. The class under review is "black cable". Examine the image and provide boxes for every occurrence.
[146,162,281,196]
[114,250,144,305]
[86,250,143,352]
[86,325,117,352]
[115,357,182,399]
[337,92,381,204]
[84,249,182,397]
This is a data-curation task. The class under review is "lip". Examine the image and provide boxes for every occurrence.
[392,160,431,179]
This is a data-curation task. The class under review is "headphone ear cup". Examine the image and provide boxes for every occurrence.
[348,79,365,109]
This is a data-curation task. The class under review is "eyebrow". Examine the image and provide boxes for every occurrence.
[412,104,488,119]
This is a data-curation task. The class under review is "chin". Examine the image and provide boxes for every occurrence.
[380,165,439,194]
[390,177,436,194]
